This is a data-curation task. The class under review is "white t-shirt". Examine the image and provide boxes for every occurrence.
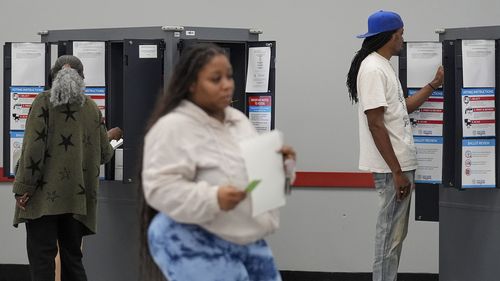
[357,52,417,173]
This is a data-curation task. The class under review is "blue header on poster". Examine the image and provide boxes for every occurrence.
[10,86,44,93]
[249,106,271,113]
[415,180,441,184]
[462,139,495,146]
[84,87,106,95]
[10,131,25,138]
[408,88,443,97]
[414,137,443,144]
[463,185,496,189]
[461,88,495,96]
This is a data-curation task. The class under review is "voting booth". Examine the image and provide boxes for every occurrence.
[399,42,443,222]
[400,26,500,280]
[3,26,276,281]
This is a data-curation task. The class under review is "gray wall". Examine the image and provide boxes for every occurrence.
[2,0,500,273]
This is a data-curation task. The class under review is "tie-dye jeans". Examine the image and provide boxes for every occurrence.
[148,213,282,281]
[372,170,414,281]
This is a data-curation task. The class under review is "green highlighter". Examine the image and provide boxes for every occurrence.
[245,179,261,193]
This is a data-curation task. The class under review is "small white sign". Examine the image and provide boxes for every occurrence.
[186,30,195,36]
[139,45,158,58]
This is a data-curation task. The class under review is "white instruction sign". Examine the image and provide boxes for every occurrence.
[11,43,46,86]
[245,47,271,93]
[73,41,106,86]
[461,88,495,138]
[462,40,495,88]
[461,139,495,188]
[414,137,443,184]
[407,42,442,88]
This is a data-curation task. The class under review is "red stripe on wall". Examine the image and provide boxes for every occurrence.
[294,172,374,188]
[0,168,376,187]
[0,168,13,182]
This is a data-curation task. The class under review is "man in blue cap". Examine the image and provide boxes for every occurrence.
[346,10,443,281]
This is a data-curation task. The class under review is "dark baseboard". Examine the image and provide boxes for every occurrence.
[280,271,438,281]
[0,264,30,281]
[0,265,439,281]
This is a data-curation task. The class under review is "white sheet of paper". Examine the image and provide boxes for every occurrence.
[110,138,123,150]
[414,137,443,184]
[11,43,45,86]
[239,130,285,217]
[407,42,442,88]
[462,40,495,88]
[462,139,495,188]
[139,45,157,58]
[245,47,271,93]
[73,41,106,86]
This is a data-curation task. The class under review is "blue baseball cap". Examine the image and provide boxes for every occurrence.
[357,10,403,38]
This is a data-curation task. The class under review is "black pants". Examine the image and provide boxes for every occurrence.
[25,214,87,281]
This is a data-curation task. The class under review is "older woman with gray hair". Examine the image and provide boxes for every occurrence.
[13,55,122,281]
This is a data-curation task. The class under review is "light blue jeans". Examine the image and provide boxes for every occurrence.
[372,170,414,281]
[148,213,282,281]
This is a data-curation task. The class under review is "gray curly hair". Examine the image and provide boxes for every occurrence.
[50,55,86,107]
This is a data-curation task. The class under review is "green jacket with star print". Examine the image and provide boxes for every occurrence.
[13,91,114,235]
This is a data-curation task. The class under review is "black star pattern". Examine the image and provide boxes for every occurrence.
[77,184,86,195]
[26,157,41,176]
[38,106,49,124]
[59,167,71,181]
[46,191,60,202]
[43,149,51,164]
[94,117,104,129]
[34,128,48,142]
[82,133,92,146]
[60,104,77,122]
[90,189,97,203]
[35,175,47,191]
[58,134,74,151]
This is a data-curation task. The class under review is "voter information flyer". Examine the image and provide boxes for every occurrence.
[10,86,44,130]
[461,88,495,138]
[85,87,106,117]
[248,96,272,133]
[407,42,442,88]
[10,131,24,176]
[461,139,495,188]
[414,137,443,184]
[73,41,106,87]
[462,40,495,88]
[409,89,444,136]
[11,43,46,86]
[245,47,271,93]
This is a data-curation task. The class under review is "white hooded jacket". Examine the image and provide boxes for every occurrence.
[142,100,279,245]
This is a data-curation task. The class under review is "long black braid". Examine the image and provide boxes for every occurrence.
[346,30,397,103]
